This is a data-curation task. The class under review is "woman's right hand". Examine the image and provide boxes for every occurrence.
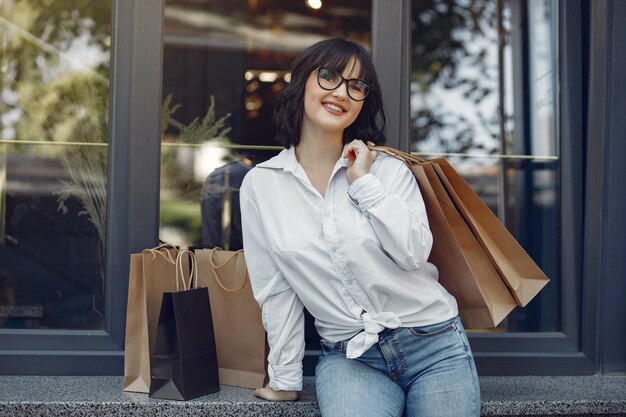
[253,385,300,401]
[343,139,378,184]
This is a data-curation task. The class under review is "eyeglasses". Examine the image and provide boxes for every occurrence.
[316,67,371,101]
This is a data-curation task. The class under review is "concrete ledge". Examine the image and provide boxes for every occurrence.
[0,375,625,416]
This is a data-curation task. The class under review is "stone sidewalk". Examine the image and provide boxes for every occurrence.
[0,375,625,416]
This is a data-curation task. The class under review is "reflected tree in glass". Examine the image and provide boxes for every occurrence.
[0,0,111,329]
[411,0,502,160]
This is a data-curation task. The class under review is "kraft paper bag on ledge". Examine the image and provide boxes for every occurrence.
[195,248,268,389]
[123,245,179,393]
[433,159,550,307]
[149,250,220,401]
[414,163,517,328]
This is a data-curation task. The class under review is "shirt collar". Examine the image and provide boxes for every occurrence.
[256,146,351,172]
[255,144,388,174]
[256,147,298,172]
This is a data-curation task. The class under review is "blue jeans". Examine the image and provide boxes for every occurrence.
[315,316,480,417]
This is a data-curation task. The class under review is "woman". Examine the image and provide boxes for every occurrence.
[240,37,480,417]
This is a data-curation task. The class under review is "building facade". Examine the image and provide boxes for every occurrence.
[0,0,624,376]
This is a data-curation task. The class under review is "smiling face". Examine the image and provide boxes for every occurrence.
[301,57,365,139]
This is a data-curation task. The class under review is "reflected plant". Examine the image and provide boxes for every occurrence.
[161,94,232,198]
[15,71,109,272]
[50,73,109,319]
[174,96,231,146]
[55,145,107,295]
[160,95,232,247]
[56,150,107,244]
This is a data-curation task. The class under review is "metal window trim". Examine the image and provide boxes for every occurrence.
[558,0,584,355]
[0,331,121,351]
[580,0,608,374]
[600,0,626,375]
[105,0,164,345]
[582,0,626,375]
[372,0,411,152]
[0,351,124,376]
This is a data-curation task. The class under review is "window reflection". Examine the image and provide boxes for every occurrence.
[160,0,371,249]
[161,0,372,353]
[504,0,558,332]
[410,0,559,332]
[0,1,111,330]
[411,0,501,159]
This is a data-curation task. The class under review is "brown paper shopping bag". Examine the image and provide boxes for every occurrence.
[122,245,179,393]
[413,163,517,328]
[433,159,550,307]
[195,248,268,389]
[371,145,547,328]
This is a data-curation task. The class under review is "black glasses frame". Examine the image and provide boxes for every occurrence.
[316,67,371,101]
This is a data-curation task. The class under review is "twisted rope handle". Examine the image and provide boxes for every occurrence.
[209,248,248,292]
[176,250,197,291]
[142,243,177,264]
[369,145,428,165]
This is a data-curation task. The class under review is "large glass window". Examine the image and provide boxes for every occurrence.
[410,0,558,332]
[0,1,112,330]
[160,0,372,356]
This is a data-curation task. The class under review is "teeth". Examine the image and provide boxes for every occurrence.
[324,103,344,112]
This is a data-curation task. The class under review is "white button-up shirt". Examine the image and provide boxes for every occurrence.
[240,146,458,391]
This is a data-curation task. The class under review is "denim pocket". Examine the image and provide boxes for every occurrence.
[408,317,456,337]
[453,321,473,356]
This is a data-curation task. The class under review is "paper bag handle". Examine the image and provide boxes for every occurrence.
[143,243,178,264]
[176,249,198,291]
[369,145,428,165]
[209,248,248,292]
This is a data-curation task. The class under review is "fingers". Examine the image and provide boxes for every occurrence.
[346,140,376,157]
[343,140,378,183]
[349,139,368,148]
[350,139,377,150]
[343,140,361,159]
[344,139,368,154]
[343,146,357,160]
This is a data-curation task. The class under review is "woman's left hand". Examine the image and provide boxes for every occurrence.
[344,140,377,184]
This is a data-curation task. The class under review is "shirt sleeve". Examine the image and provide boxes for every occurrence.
[347,161,433,271]
[240,176,305,391]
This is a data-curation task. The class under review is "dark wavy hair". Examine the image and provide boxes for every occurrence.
[274,37,387,148]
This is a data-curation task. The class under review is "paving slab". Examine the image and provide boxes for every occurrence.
[0,375,624,416]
